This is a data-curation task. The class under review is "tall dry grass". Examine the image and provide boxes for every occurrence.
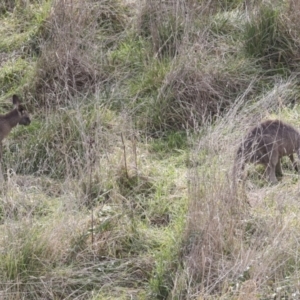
[33,0,129,107]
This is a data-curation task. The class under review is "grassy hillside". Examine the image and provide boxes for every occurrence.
[1,0,300,299]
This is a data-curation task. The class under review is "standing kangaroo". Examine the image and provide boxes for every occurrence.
[234,120,300,184]
[0,95,31,181]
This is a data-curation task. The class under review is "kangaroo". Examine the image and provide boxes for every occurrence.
[0,95,31,181]
[234,120,300,184]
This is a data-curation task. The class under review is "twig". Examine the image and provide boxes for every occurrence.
[121,132,129,179]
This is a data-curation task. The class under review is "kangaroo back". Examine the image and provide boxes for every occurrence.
[234,120,300,184]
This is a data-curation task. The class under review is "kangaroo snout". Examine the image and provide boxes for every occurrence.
[18,114,31,126]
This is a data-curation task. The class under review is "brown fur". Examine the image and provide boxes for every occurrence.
[0,95,31,181]
[234,120,300,183]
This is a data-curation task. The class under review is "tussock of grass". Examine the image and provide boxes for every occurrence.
[244,3,300,72]
[137,1,186,58]
[0,58,34,98]
[32,0,130,106]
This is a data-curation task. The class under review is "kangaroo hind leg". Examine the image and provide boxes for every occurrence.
[290,153,299,172]
[266,150,279,184]
[275,159,283,177]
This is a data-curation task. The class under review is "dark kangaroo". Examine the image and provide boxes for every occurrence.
[0,95,31,181]
[234,120,300,184]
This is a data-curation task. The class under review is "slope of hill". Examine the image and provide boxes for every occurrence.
[1,0,300,299]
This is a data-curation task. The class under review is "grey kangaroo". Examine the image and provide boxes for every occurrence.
[0,95,31,181]
[234,120,300,184]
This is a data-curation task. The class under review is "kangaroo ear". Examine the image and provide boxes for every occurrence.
[12,95,20,106]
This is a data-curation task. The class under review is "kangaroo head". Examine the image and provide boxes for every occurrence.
[12,95,31,126]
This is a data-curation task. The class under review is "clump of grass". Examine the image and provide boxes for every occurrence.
[149,211,187,299]
[80,172,111,209]
[0,58,35,97]
[0,223,54,282]
[0,0,51,54]
[146,57,259,131]
[179,167,246,296]
[33,0,130,106]
[244,3,300,71]
[116,167,154,198]
[149,131,187,154]
[109,35,149,75]
[137,1,186,58]
[204,0,243,13]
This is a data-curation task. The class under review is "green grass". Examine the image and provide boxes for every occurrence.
[0,58,35,97]
[243,3,298,72]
